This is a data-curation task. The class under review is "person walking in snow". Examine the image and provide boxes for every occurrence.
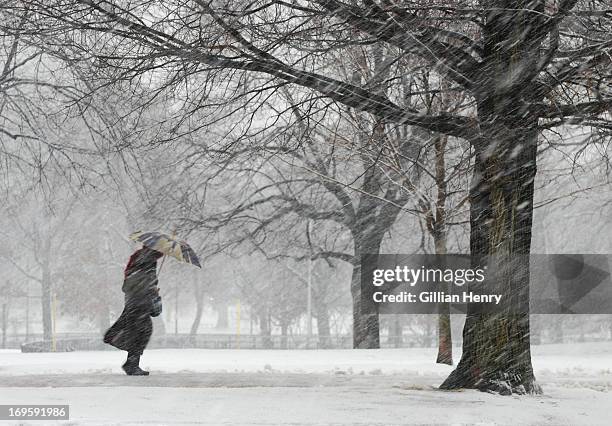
[104,246,163,376]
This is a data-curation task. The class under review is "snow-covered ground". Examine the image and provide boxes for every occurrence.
[0,343,611,425]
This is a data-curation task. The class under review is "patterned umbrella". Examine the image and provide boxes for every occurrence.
[129,231,201,268]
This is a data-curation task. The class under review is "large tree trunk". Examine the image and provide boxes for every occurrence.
[351,211,386,349]
[440,2,544,394]
[440,120,540,394]
[350,262,380,348]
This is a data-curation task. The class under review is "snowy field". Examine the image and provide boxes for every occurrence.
[1,343,611,425]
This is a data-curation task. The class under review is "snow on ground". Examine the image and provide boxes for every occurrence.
[0,343,611,425]
[2,383,610,426]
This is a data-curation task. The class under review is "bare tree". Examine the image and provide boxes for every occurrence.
[0,189,79,342]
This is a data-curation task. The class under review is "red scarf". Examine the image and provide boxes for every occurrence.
[124,248,144,278]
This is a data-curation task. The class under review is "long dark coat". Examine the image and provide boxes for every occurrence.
[103,248,162,355]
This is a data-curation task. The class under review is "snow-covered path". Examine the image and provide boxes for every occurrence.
[2,382,610,426]
[0,343,611,425]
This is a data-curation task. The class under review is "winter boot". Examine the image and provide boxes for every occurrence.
[122,353,149,376]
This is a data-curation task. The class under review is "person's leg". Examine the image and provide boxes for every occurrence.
[122,350,149,376]
[121,302,153,376]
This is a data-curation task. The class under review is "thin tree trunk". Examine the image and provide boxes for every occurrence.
[552,315,564,343]
[436,313,452,364]
[215,301,229,329]
[280,321,288,349]
[390,315,403,348]
[190,296,204,335]
[41,265,52,343]
[1,303,7,349]
[40,216,53,343]
[190,280,205,335]
[433,134,453,365]
[259,308,272,349]
[315,302,331,349]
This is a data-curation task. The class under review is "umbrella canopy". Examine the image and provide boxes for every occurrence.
[129,231,201,268]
